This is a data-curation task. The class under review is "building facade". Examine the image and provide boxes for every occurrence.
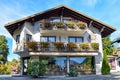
[4,5,115,75]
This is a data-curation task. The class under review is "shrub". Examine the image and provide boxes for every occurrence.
[42,21,51,28]
[77,21,86,29]
[27,60,47,78]
[54,42,64,50]
[91,43,99,50]
[101,52,110,75]
[40,42,49,48]
[68,67,78,77]
[80,42,89,50]
[66,21,74,28]
[26,42,37,50]
[0,63,7,74]
[53,22,63,27]
[67,43,77,50]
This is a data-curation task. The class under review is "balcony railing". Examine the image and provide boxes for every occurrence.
[24,42,99,52]
[40,21,87,31]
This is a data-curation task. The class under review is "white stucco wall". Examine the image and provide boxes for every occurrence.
[33,21,40,42]
[12,24,24,52]
[116,58,120,72]
[88,25,103,75]
[12,19,103,75]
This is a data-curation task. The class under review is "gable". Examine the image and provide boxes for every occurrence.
[4,5,116,37]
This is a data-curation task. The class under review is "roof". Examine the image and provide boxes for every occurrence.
[4,5,116,37]
[113,50,120,57]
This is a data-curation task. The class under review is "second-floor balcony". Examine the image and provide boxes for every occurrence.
[24,42,99,52]
[40,21,87,34]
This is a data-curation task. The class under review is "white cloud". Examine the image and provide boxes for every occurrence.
[0,2,33,38]
[86,0,98,6]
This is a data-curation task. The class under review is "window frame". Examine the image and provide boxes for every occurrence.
[40,36,56,42]
[68,36,83,43]
[16,35,20,43]
[26,34,32,42]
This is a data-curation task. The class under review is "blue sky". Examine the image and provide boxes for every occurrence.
[0,0,120,61]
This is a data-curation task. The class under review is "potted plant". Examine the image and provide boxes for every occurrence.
[53,22,63,28]
[80,42,89,51]
[91,43,99,50]
[68,66,78,77]
[66,21,74,28]
[42,21,51,28]
[77,21,86,29]
[26,42,37,51]
[40,42,50,50]
[67,42,77,51]
[54,42,64,50]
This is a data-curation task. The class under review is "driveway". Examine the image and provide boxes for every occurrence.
[0,74,120,80]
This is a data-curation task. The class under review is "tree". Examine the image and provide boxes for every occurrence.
[11,59,20,74]
[0,35,9,63]
[0,63,7,74]
[0,58,20,74]
[102,36,113,55]
[101,52,110,74]
[101,36,112,74]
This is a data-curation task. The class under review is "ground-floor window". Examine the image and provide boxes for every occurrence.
[108,58,116,70]
[40,56,95,75]
[70,57,95,75]
[45,57,67,75]
[22,56,95,75]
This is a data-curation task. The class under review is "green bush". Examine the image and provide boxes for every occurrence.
[54,22,63,27]
[101,53,110,75]
[67,42,77,50]
[66,21,74,28]
[40,42,49,48]
[0,63,7,74]
[26,42,37,50]
[77,21,86,29]
[91,43,99,50]
[27,60,47,78]
[42,21,51,28]
[54,42,64,50]
[80,42,89,50]
[68,67,78,77]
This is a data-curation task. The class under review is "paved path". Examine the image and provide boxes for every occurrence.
[0,73,120,80]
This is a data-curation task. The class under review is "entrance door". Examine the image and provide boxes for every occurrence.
[23,57,30,75]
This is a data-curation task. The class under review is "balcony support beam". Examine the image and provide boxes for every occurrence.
[100,26,105,33]
[60,7,64,22]
[88,20,93,28]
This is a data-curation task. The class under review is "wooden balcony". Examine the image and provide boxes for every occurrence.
[40,21,87,34]
[24,42,99,53]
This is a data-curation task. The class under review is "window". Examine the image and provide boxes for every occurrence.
[68,37,83,43]
[51,18,60,22]
[16,35,20,43]
[26,34,32,42]
[41,36,48,42]
[41,36,56,42]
